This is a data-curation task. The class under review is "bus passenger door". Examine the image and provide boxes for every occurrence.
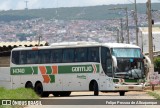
[100,47,114,91]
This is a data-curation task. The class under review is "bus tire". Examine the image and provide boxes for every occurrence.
[59,91,71,97]
[93,81,99,96]
[119,91,125,96]
[25,82,33,89]
[34,82,49,97]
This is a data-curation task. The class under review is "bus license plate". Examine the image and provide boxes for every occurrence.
[128,86,134,89]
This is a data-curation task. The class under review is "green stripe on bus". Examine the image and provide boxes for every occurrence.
[10,64,100,75]
[32,67,38,74]
[96,64,100,73]
[49,75,55,83]
[10,67,38,75]
[58,64,100,74]
[46,66,52,74]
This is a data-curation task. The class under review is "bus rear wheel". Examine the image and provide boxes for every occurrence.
[34,82,49,97]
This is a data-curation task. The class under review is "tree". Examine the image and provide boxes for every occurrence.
[154,57,160,74]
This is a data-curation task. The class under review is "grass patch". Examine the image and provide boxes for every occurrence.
[148,90,160,100]
[0,87,39,108]
[0,87,39,99]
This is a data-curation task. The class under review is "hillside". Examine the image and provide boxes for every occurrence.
[0,3,160,22]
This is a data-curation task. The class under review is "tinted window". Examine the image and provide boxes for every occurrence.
[75,48,87,62]
[20,51,27,64]
[27,50,38,64]
[39,49,51,63]
[51,49,62,63]
[12,51,20,64]
[88,47,99,62]
[63,49,74,63]
[101,47,112,77]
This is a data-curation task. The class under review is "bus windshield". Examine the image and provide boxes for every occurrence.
[111,48,144,79]
[112,48,141,58]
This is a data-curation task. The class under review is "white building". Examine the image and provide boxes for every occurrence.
[138,27,160,53]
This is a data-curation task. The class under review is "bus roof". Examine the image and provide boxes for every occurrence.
[12,42,140,51]
[50,41,99,46]
[102,43,140,49]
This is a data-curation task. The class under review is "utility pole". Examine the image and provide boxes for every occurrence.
[147,0,154,64]
[38,35,42,46]
[25,1,28,10]
[125,8,130,44]
[108,7,129,44]
[134,0,138,45]
[117,28,120,43]
[120,18,124,43]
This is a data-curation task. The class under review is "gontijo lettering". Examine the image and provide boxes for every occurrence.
[72,66,92,72]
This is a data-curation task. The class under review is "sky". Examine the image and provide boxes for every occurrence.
[0,0,160,10]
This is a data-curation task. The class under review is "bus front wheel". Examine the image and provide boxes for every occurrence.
[119,91,125,96]
[93,81,99,96]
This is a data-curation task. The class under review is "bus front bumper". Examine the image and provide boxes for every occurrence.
[114,84,145,91]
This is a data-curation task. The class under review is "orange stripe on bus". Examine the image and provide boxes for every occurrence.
[52,66,58,74]
[39,66,46,74]
[32,47,38,50]
[42,75,50,83]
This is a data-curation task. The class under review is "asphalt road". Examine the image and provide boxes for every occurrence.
[27,91,160,108]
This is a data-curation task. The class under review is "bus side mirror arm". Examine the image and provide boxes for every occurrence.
[144,56,151,68]
[112,56,117,68]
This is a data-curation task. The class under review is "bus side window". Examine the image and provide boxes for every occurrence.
[39,49,51,64]
[51,49,62,63]
[27,50,38,64]
[63,49,74,63]
[88,47,99,62]
[12,51,20,64]
[20,51,27,64]
[75,48,87,62]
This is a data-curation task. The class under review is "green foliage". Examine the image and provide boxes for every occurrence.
[0,87,39,99]
[0,87,39,108]
[154,57,160,74]
[0,3,160,22]
[148,91,160,100]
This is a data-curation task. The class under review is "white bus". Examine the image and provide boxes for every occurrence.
[0,42,149,97]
